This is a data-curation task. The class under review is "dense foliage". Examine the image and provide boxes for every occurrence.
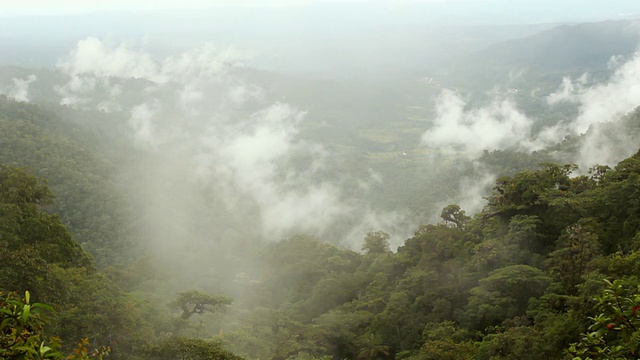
[2,94,640,359]
[0,162,239,359]
[216,148,640,359]
[0,96,136,267]
[0,291,109,359]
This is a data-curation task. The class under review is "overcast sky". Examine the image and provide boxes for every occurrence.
[2,0,639,24]
[2,0,639,72]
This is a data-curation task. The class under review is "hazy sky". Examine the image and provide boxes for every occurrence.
[2,0,639,24]
[2,0,639,71]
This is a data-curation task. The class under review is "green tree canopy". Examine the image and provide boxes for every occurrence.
[172,290,233,320]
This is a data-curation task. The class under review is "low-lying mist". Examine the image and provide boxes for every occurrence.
[40,38,419,293]
[2,21,640,299]
[419,45,640,214]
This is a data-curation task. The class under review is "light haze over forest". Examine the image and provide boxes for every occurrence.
[2,1,640,359]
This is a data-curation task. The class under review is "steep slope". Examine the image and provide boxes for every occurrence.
[0,97,135,266]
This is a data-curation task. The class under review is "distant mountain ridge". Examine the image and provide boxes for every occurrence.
[443,19,640,89]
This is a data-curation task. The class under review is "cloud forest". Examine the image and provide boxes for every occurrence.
[2,2,640,359]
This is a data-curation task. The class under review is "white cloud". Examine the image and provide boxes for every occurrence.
[129,102,161,149]
[56,37,245,110]
[59,37,158,79]
[50,37,426,255]
[55,74,96,106]
[193,103,352,237]
[572,53,640,134]
[456,166,497,215]
[421,89,558,156]
[547,76,578,105]
[542,52,640,168]
[228,84,264,105]
[158,44,244,83]
[422,50,640,170]
[3,75,37,102]
[576,122,637,169]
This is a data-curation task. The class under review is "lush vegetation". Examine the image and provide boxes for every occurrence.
[219,148,640,359]
[0,96,137,267]
[2,89,640,359]
[0,161,238,359]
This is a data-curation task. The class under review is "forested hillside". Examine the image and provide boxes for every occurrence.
[0,96,137,266]
[1,91,640,358]
[215,149,640,359]
[0,163,240,359]
[2,12,640,360]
